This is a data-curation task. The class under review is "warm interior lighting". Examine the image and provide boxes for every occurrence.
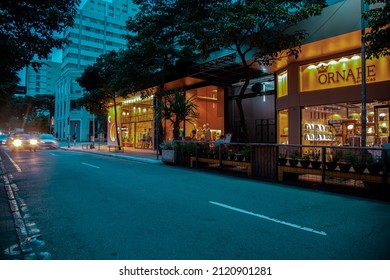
[197,96,218,101]
[347,124,354,130]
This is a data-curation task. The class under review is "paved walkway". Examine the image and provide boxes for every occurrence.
[59,141,163,164]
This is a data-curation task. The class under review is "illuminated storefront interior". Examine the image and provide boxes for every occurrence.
[276,42,390,146]
[163,85,225,141]
[120,95,154,148]
[301,101,389,147]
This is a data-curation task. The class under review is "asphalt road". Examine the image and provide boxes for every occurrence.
[1,148,390,260]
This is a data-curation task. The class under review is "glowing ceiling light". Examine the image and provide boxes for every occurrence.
[339,57,349,62]
[351,55,361,60]
[307,65,316,69]
[328,60,338,65]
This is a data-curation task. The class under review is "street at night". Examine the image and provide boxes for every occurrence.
[1,147,390,260]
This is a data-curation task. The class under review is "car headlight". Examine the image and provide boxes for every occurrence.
[13,139,22,147]
[30,139,38,145]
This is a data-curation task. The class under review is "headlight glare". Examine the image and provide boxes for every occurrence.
[13,139,22,147]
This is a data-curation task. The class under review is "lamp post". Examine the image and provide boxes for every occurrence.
[92,113,95,148]
[361,0,368,147]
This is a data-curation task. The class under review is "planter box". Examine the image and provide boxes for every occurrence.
[161,149,176,163]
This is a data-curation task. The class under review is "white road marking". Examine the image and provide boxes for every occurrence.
[81,162,100,169]
[4,152,22,172]
[209,201,327,236]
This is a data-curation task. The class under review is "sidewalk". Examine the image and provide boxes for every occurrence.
[59,141,163,164]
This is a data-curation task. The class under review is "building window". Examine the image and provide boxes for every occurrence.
[278,109,288,144]
[277,71,288,98]
[70,100,81,111]
[301,102,389,147]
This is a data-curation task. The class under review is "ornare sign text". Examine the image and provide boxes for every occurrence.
[300,55,389,92]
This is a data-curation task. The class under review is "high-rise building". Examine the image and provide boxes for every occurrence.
[55,0,136,141]
[26,59,61,96]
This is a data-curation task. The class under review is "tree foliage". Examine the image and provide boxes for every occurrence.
[180,0,326,141]
[158,88,199,140]
[0,0,80,95]
[77,50,142,147]
[123,0,326,142]
[125,0,199,89]
[0,94,54,133]
[363,0,390,59]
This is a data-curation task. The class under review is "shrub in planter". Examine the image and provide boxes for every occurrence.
[326,153,339,171]
[289,151,299,167]
[278,151,288,166]
[160,141,178,163]
[326,161,338,171]
[299,153,311,168]
[310,160,322,169]
[366,156,383,175]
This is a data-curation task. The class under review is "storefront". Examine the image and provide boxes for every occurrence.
[162,85,225,141]
[120,95,154,148]
[107,84,226,148]
[107,95,154,149]
[276,32,390,147]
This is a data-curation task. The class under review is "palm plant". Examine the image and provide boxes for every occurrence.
[158,88,199,140]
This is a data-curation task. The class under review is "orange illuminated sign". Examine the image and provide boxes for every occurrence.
[300,54,390,92]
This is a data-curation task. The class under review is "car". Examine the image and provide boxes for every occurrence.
[0,134,9,145]
[8,134,39,152]
[38,133,59,149]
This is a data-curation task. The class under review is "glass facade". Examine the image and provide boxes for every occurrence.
[301,102,389,147]
[121,96,154,148]
[163,85,225,141]
[278,109,289,144]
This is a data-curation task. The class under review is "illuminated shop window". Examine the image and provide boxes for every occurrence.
[278,109,288,144]
[301,102,389,147]
[277,71,288,98]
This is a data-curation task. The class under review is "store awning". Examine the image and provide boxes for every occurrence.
[188,53,268,85]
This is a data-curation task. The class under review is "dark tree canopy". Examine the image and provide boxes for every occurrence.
[363,0,390,59]
[0,94,54,132]
[123,0,326,142]
[0,0,80,95]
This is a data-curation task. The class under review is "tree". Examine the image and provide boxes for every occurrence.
[77,50,137,148]
[179,0,326,142]
[363,0,390,59]
[0,0,80,95]
[0,94,54,132]
[158,88,199,140]
[125,1,326,142]
[125,0,207,144]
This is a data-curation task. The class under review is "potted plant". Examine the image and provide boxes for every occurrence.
[237,145,251,161]
[158,88,199,140]
[338,150,354,172]
[289,151,299,167]
[326,150,339,171]
[160,140,177,163]
[278,149,288,166]
[351,151,368,174]
[299,153,311,168]
[310,149,322,169]
[366,155,383,175]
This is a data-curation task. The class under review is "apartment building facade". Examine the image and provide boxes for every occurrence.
[55,0,136,141]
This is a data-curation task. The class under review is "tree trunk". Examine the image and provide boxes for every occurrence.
[235,77,250,142]
[113,95,121,150]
